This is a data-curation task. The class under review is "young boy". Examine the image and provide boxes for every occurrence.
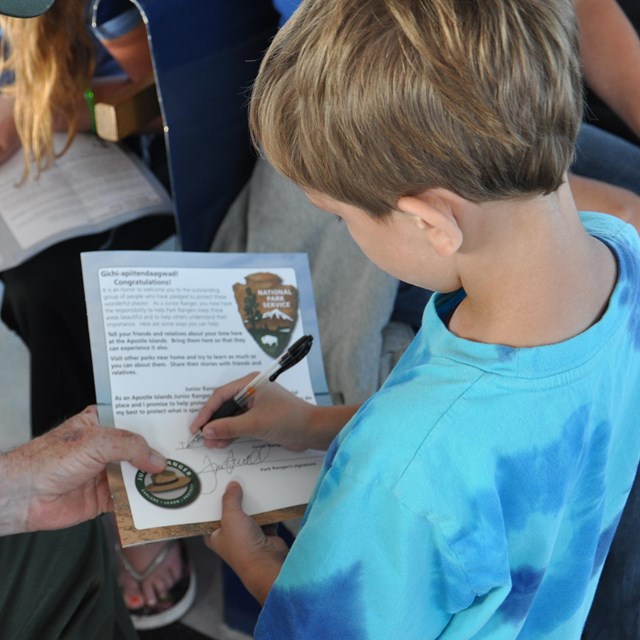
[193,0,640,637]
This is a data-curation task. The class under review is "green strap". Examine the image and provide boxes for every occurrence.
[84,88,96,134]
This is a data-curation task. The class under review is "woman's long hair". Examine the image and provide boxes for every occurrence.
[0,0,95,177]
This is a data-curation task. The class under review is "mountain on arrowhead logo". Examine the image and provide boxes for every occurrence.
[233,272,299,357]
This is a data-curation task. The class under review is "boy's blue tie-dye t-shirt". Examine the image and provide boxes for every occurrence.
[255,212,640,639]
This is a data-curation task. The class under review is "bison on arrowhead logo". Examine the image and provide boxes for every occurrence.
[233,272,299,357]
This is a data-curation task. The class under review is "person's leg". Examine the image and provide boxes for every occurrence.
[0,215,175,437]
[1,235,101,436]
[0,214,180,630]
[115,539,195,630]
[582,468,640,639]
[572,122,640,196]
[0,520,137,640]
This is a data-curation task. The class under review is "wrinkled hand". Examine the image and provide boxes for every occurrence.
[206,481,289,604]
[3,406,166,534]
[190,373,319,452]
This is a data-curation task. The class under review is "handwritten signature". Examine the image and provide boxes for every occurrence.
[198,445,271,492]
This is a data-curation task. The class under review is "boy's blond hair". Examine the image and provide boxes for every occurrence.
[250,0,583,217]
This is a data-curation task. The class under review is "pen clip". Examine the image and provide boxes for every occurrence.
[269,335,313,382]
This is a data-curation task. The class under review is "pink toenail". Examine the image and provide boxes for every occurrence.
[128,595,143,608]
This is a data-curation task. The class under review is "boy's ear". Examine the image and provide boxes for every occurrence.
[397,192,463,257]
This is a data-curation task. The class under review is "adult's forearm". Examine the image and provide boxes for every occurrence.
[576,0,640,137]
[53,18,155,136]
[100,22,154,83]
[52,78,134,134]
[0,448,29,537]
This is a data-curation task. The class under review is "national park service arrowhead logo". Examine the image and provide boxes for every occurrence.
[233,272,298,357]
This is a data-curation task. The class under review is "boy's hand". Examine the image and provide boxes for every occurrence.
[190,374,318,451]
[206,481,288,604]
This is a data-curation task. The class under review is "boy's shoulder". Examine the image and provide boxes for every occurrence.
[580,210,640,305]
[578,210,640,272]
[579,209,639,240]
[334,209,640,492]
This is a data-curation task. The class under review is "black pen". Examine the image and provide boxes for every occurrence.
[186,334,314,448]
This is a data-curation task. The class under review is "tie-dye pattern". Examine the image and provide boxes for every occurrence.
[255,213,640,639]
[256,564,367,640]
[611,233,640,350]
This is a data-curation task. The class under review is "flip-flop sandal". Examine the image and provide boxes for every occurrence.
[115,540,197,630]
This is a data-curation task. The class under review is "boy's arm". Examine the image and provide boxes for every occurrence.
[575,0,640,139]
[191,373,358,451]
[207,467,456,636]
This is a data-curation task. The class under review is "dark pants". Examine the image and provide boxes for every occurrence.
[0,520,137,640]
[583,468,640,639]
[0,214,174,437]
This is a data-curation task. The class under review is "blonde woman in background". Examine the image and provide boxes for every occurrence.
[0,0,195,632]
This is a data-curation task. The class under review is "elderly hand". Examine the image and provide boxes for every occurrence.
[0,406,166,536]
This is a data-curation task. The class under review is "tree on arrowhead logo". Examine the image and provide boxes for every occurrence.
[233,272,299,357]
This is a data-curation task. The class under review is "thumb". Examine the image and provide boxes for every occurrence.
[220,482,268,549]
[207,481,247,552]
[221,481,245,521]
[105,429,167,473]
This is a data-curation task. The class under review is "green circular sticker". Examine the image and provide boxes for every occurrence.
[135,459,200,508]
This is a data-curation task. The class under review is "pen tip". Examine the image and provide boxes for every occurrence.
[186,435,199,449]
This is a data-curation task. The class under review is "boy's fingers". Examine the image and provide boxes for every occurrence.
[202,416,246,442]
[190,397,223,432]
[190,373,258,434]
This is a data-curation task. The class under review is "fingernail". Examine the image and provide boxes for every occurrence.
[150,449,166,467]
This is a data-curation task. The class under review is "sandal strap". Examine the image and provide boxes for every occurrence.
[115,542,174,584]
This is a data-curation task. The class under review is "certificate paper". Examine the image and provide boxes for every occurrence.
[82,251,330,546]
